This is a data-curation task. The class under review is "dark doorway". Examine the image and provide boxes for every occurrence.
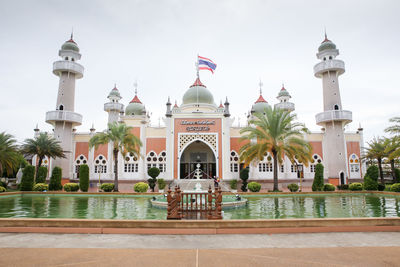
[340,172,345,184]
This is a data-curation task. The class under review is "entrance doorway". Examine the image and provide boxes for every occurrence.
[340,171,345,184]
[179,140,216,179]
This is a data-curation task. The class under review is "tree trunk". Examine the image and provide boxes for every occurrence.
[113,149,119,192]
[273,151,278,191]
[35,157,43,182]
[378,158,384,184]
[391,159,396,181]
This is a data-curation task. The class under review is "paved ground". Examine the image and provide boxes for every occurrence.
[1,232,400,266]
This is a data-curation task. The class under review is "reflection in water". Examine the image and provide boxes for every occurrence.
[0,194,400,220]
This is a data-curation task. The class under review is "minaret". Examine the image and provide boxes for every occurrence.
[274,84,295,112]
[45,33,84,179]
[104,84,124,124]
[314,33,352,183]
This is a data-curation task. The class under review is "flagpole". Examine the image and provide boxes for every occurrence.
[196,54,199,79]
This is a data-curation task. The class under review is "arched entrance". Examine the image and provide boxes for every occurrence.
[179,140,216,179]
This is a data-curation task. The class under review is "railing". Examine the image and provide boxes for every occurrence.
[104,102,124,112]
[315,110,352,125]
[45,110,83,126]
[167,186,223,220]
[274,102,295,111]
[53,60,84,78]
[314,59,345,77]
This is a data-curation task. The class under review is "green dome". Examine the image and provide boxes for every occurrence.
[108,86,121,98]
[318,38,336,52]
[253,102,270,114]
[125,95,145,115]
[278,86,290,97]
[182,78,214,105]
[61,39,80,52]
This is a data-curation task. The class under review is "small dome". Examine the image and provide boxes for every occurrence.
[61,38,80,52]
[125,95,145,115]
[278,86,291,97]
[108,85,121,98]
[318,35,336,52]
[182,78,214,105]
[253,95,270,114]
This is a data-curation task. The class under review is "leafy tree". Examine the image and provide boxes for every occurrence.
[79,164,89,192]
[364,137,387,184]
[20,133,65,179]
[36,166,48,183]
[0,132,20,176]
[240,168,249,192]
[20,165,35,191]
[49,167,62,191]
[89,122,142,192]
[366,165,379,182]
[363,175,378,190]
[147,167,160,192]
[312,163,324,191]
[239,106,312,191]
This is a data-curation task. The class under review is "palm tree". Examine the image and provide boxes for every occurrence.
[385,117,400,165]
[364,137,387,183]
[20,133,65,179]
[239,107,312,191]
[385,117,400,135]
[89,122,142,192]
[0,132,20,176]
[383,137,400,180]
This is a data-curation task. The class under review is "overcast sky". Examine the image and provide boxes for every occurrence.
[1,0,399,144]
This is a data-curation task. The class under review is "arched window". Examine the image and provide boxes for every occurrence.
[94,155,107,173]
[349,154,360,174]
[74,154,87,176]
[158,151,167,172]
[65,57,68,60]
[334,104,339,110]
[230,151,239,173]
[124,152,139,173]
[258,152,273,172]
[329,56,332,60]
[146,151,158,171]
[310,154,322,172]
[59,105,64,110]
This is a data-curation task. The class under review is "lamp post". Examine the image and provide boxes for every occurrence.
[297,164,303,192]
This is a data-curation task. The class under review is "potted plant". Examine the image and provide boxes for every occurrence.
[158,178,166,193]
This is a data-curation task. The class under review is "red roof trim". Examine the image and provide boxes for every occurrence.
[255,95,267,103]
[190,78,206,88]
[130,95,142,104]
[67,38,77,44]
[219,103,224,108]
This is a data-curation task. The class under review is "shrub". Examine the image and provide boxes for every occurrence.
[157,178,166,190]
[312,163,324,191]
[240,168,249,192]
[0,186,6,193]
[378,184,385,191]
[248,182,261,192]
[33,183,48,192]
[100,183,115,192]
[20,165,35,191]
[390,183,400,192]
[363,175,378,191]
[36,166,48,183]
[366,165,379,181]
[64,183,79,192]
[79,164,89,192]
[395,168,400,183]
[384,184,392,191]
[349,183,363,191]
[337,184,349,190]
[0,178,7,189]
[230,179,238,190]
[49,167,62,191]
[147,167,160,192]
[323,183,335,191]
[134,182,149,193]
[287,183,299,192]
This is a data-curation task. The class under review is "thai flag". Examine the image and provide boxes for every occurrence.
[198,56,217,74]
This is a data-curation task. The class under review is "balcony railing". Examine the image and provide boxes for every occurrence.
[274,102,295,111]
[315,110,352,125]
[46,110,82,126]
[314,59,345,77]
[104,102,124,112]
[53,61,84,78]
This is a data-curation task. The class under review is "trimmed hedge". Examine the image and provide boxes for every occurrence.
[147,167,160,192]
[312,163,324,191]
[363,175,378,190]
[33,183,48,192]
[79,164,89,192]
[134,182,149,193]
[36,166,48,184]
[349,183,363,191]
[395,168,400,183]
[101,183,115,192]
[337,184,349,190]
[287,183,299,192]
[230,179,238,190]
[0,186,6,193]
[378,184,385,191]
[64,183,79,192]
[390,183,400,192]
[157,178,166,190]
[20,165,35,191]
[240,168,249,192]
[323,183,335,191]
[248,182,261,192]
[49,167,62,191]
[366,165,379,181]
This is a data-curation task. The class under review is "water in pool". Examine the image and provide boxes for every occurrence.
[0,193,400,220]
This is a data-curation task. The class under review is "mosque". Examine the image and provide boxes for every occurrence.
[34,34,365,187]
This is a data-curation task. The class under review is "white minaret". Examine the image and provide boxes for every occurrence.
[45,34,84,179]
[274,84,295,112]
[104,84,124,124]
[314,33,352,184]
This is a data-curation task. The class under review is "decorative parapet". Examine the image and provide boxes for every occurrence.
[274,102,295,111]
[104,102,124,112]
[45,110,82,126]
[53,60,84,79]
[314,59,345,78]
[315,110,352,125]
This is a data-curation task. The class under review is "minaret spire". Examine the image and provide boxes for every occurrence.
[195,54,200,79]
[258,79,263,95]
[134,80,138,95]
